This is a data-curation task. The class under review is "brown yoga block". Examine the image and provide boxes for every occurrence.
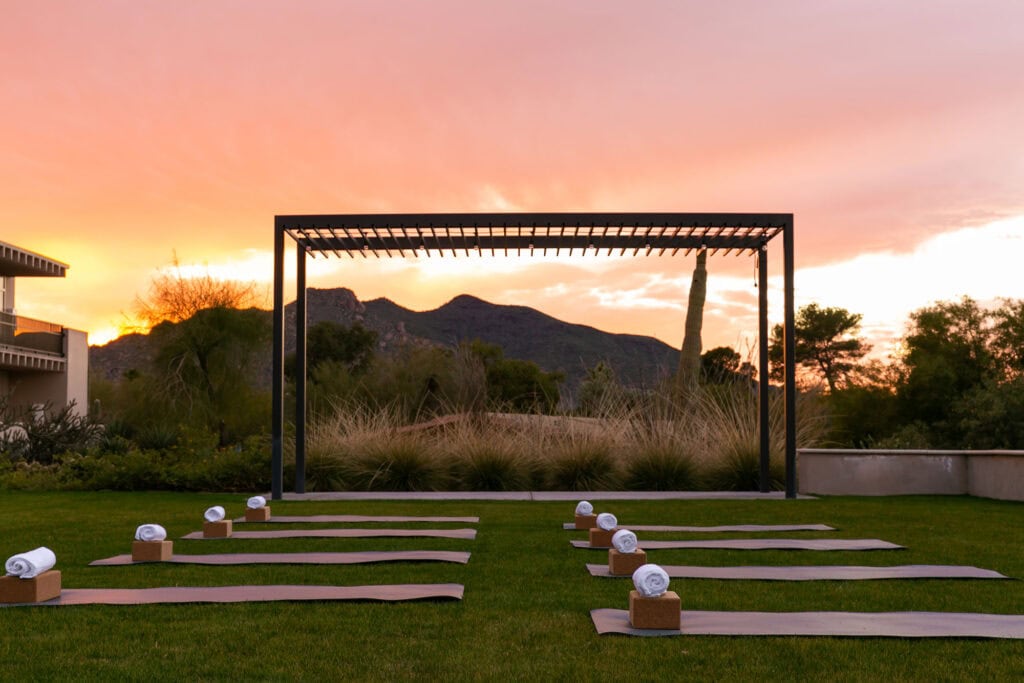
[629,590,681,630]
[0,570,62,604]
[203,520,233,538]
[608,548,648,576]
[245,507,271,522]
[132,540,173,562]
[574,514,597,530]
[589,527,617,548]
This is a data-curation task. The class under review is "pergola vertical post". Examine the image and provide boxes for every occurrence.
[294,244,307,494]
[271,219,285,501]
[783,216,797,498]
[757,243,770,493]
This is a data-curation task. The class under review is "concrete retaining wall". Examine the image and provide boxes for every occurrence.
[798,449,1024,502]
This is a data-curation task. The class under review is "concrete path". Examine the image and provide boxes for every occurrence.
[280,491,813,501]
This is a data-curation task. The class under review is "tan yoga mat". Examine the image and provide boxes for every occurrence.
[237,515,479,524]
[572,538,903,550]
[586,564,1008,580]
[1,584,464,607]
[590,608,1024,638]
[91,551,471,566]
[563,523,835,532]
[183,528,477,540]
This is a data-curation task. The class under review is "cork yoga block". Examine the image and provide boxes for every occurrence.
[202,520,233,538]
[608,548,647,576]
[132,540,173,562]
[588,527,617,548]
[245,507,271,522]
[574,514,597,530]
[0,570,62,604]
[628,590,681,630]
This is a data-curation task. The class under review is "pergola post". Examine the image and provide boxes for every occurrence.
[294,245,307,494]
[757,243,770,493]
[271,221,285,501]
[783,217,797,498]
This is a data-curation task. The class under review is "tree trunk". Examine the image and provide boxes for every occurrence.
[677,248,708,394]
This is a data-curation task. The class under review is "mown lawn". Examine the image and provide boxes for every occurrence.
[1,492,1022,680]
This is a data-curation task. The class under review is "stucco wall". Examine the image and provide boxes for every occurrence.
[799,449,1024,502]
[7,328,88,415]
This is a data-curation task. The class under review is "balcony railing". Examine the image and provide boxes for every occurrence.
[0,312,64,355]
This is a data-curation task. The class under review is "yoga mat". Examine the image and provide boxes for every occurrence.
[183,528,477,540]
[586,564,1008,580]
[236,515,479,524]
[563,523,835,532]
[1,584,464,607]
[571,539,903,550]
[91,551,471,566]
[590,608,1024,638]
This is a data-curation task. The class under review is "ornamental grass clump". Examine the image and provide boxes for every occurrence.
[542,419,624,491]
[619,401,701,490]
[301,403,405,491]
[349,433,450,491]
[443,417,535,491]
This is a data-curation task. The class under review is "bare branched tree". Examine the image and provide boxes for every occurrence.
[128,252,263,331]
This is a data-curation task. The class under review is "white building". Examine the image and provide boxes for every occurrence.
[0,240,88,415]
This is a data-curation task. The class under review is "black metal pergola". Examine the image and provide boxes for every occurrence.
[272,212,797,499]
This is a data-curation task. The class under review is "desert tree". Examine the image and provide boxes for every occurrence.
[769,303,869,392]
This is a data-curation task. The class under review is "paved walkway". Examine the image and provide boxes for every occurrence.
[280,491,812,501]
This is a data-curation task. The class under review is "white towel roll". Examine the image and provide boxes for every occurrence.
[596,512,617,531]
[204,505,226,522]
[632,563,671,598]
[5,547,57,579]
[134,524,167,542]
[246,496,267,510]
[575,500,593,516]
[612,529,638,554]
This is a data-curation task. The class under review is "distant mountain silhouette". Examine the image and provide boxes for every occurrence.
[91,287,679,394]
[361,293,677,391]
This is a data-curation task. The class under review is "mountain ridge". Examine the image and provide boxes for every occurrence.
[90,287,679,392]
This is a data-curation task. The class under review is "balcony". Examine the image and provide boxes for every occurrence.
[0,312,65,371]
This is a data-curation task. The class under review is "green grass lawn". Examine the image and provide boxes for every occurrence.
[1,492,1023,681]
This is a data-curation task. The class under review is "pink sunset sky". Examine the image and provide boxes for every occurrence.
[3,1,1023,357]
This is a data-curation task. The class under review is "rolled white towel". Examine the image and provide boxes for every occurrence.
[596,512,617,531]
[632,563,671,598]
[5,547,56,579]
[204,506,226,522]
[134,524,167,542]
[246,496,267,510]
[575,500,593,516]
[612,529,638,554]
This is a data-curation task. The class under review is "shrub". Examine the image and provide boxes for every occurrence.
[623,446,700,491]
[349,435,450,491]
[703,440,784,491]
[0,400,103,465]
[545,431,621,491]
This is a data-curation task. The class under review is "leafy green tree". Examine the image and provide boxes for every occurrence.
[357,345,455,420]
[769,303,869,392]
[895,296,992,442]
[701,346,741,384]
[466,340,564,413]
[288,321,378,377]
[149,306,270,442]
[991,298,1024,378]
[950,376,1024,449]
